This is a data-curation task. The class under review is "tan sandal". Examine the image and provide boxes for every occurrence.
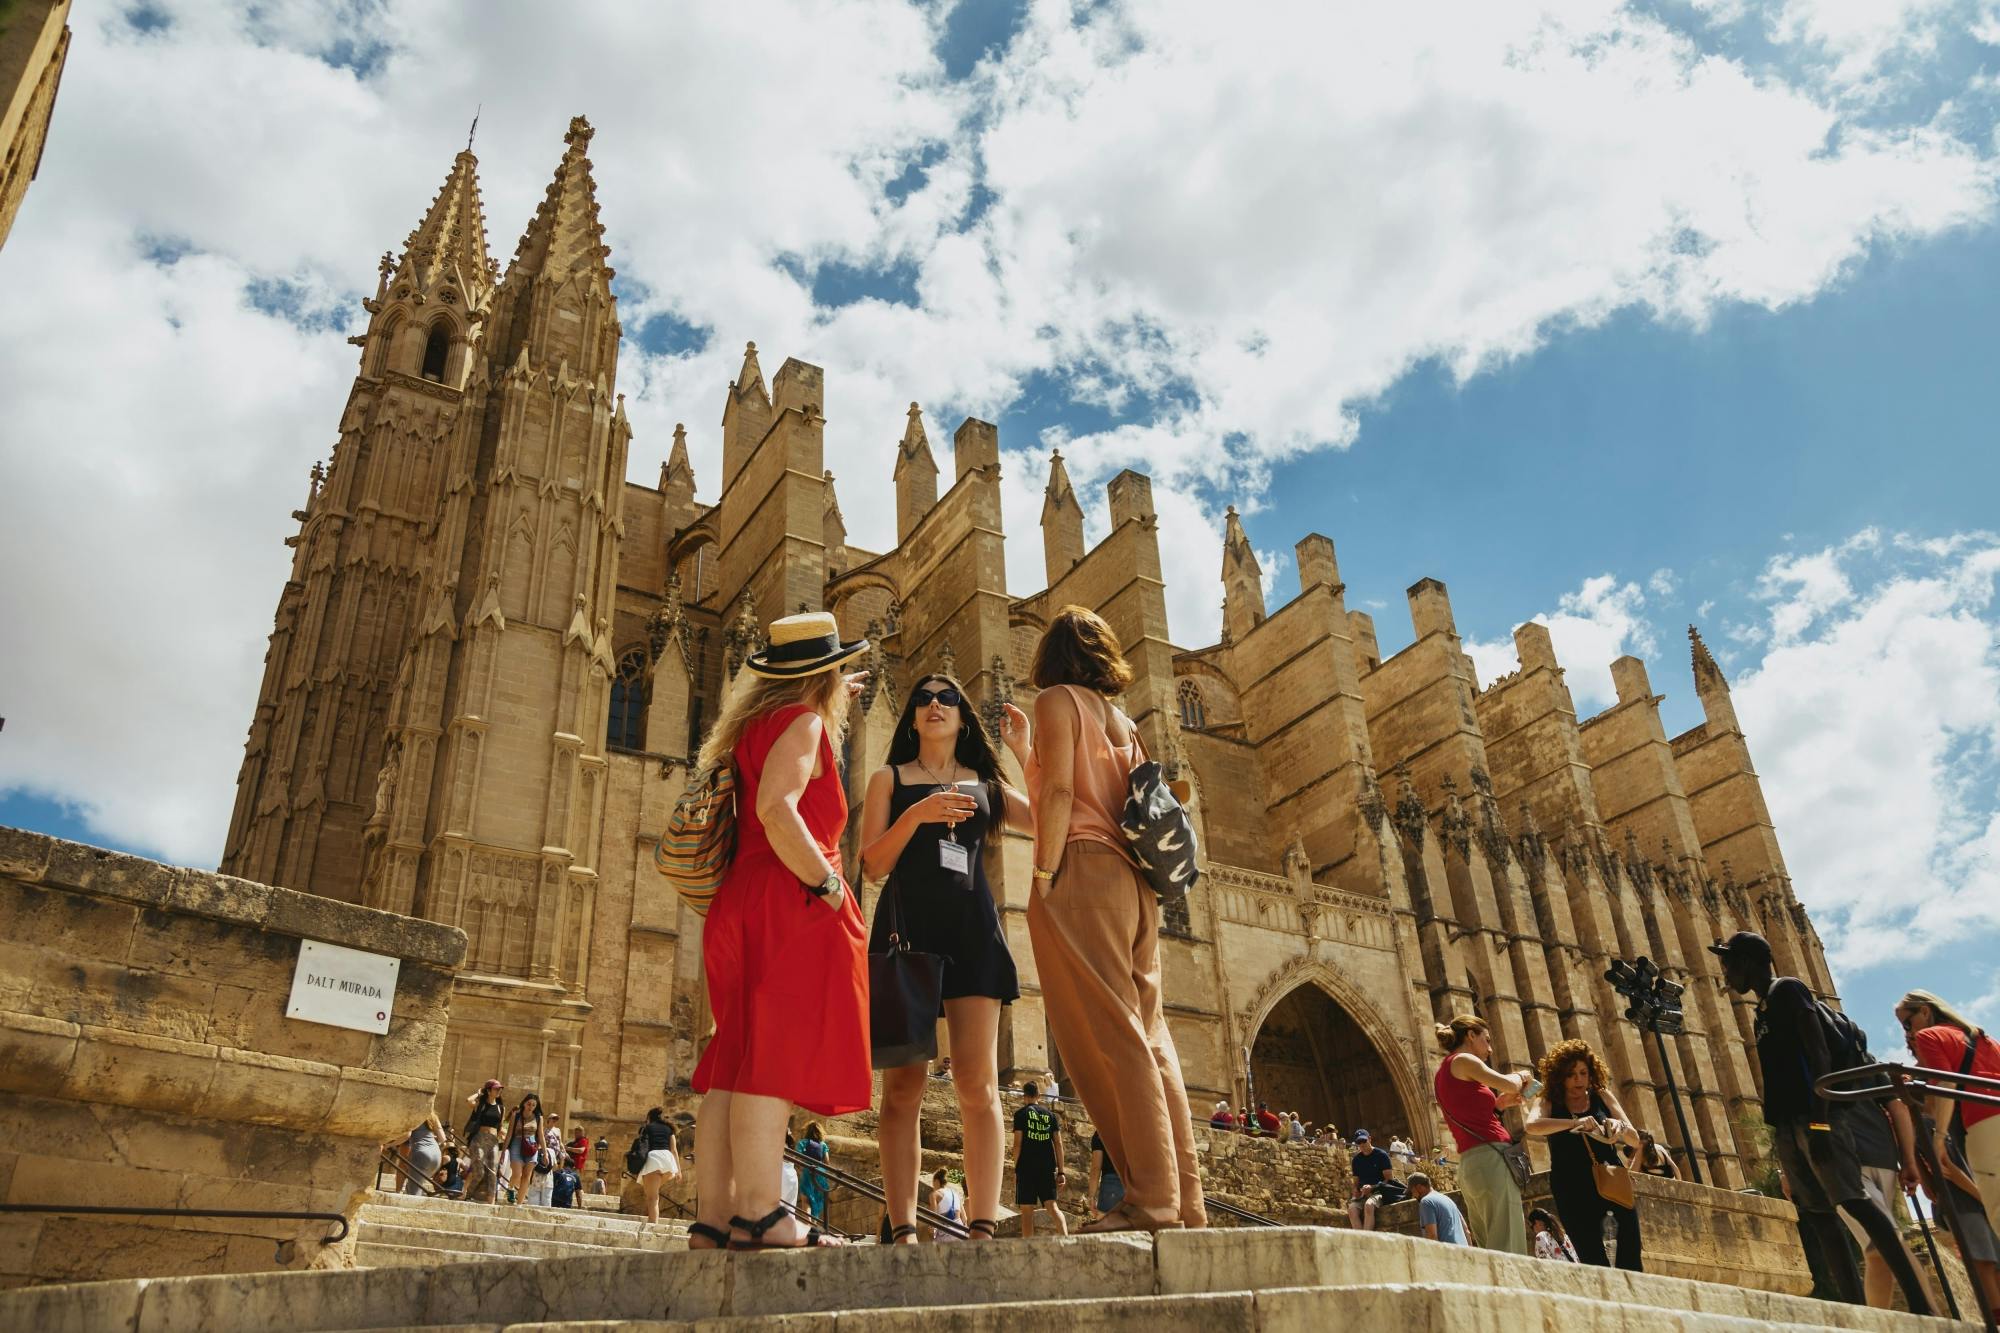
[1079,1202,1182,1234]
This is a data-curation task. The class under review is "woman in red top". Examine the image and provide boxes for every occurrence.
[1435,1013,1529,1254]
[1898,988,2000,1243]
[687,613,871,1252]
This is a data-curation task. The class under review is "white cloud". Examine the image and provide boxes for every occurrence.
[1649,568,1680,598]
[1733,531,2000,974]
[0,1,1996,866]
[1465,575,1657,711]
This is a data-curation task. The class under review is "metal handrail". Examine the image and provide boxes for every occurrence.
[1818,1059,2000,1333]
[0,1203,349,1263]
[785,1144,967,1239]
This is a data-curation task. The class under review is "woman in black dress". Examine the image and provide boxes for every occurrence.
[859,673,1030,1242]
[1526,1039,1642,1269]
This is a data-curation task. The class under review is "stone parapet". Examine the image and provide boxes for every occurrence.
[0,827,465,1287]
[1376,1170,1810,1294]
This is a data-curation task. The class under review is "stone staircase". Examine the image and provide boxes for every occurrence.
[354,1192,689,1267]
[0,1221,1964,1332]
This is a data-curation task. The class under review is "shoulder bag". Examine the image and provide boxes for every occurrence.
[624,1132,648,1178]
[1119,727,1201,902]
[655,765,737,917]
[1440,1099,1532,1193]
[868,877,948,1070]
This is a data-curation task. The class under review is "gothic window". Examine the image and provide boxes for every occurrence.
[607,648,648,751]
[1162,893,1193,938]
[421,321,451,381]
[1178,679,1206,730]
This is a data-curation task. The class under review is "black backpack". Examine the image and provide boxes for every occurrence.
[625,1132,648,1177]
[1816,999,1869,1072]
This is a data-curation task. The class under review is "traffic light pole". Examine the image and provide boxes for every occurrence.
[1650,1024,1702,1185]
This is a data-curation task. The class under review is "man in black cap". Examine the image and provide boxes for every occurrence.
[1711,930,1932,1313]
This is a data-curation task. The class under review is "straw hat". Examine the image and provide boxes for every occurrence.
[746,611,869,679]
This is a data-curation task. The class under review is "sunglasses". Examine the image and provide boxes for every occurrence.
[912,686,962,708]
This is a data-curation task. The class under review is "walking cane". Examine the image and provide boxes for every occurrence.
[1906,1183,1961,1323]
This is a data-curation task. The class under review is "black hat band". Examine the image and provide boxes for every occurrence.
[762,633,843,664]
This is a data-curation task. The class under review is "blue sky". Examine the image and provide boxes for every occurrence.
[3,0,1998,1054]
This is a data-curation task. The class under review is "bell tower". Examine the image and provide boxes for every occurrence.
[222,142,494,901]
[359,116,630,1114]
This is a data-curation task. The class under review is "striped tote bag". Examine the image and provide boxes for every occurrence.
[654,765,737,917]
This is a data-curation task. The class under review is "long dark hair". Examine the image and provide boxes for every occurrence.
[887,673,1007,821]
[512,1092,541,1127]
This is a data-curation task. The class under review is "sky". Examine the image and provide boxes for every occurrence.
[1,0,1997,1058]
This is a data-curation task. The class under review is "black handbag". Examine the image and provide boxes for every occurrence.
[869,879,948,1070]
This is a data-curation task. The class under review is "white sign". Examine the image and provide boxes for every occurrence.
[287,939,401,1034]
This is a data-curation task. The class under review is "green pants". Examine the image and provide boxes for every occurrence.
[1459,1142,1529,1255]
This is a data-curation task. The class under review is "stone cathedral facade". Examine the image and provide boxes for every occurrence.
[224,120,1836,1188]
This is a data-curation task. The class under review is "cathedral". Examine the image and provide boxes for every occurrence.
[223,119,1835,1188]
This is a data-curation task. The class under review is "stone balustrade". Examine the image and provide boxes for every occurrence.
[0,827,465,1287]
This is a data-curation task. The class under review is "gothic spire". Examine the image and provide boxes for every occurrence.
[663,423,695,489]
[735,340,767,399]
[1221,504,1266,641]
[1043,449,1076,515]
[1040,449,1085,585]
[1690,625,1727,693]
[894,402,935,477]
[387,144,494,306]
[503,116,614,290]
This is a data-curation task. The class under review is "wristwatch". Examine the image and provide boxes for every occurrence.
[807,871,842,900]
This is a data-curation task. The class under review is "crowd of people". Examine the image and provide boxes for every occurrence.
[1403,930,2000,1325]
[382,1079,602,1210]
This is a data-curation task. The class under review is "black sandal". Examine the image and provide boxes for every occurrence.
[966,1218,997,1240]
[687,1221,729,1250]
[728,1206,836,1251]
[888,1223,918,1244]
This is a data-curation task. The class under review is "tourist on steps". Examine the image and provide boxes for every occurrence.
[1346,1129,1399,1230]
[1896,988,2000,1323]
[1712,931,1933,1314]
[392,1107,446,1196]
[686,613,872,1252]
[1434,1014,1530,1255]
[1630,1129,1677,1179]
[1525,1039,1642,1270]
[505,1091,545,1205]
[1529,1208,1579,1261]
[859,671,1029,1244]
[1012,1081,1067,1236]
[930,1168,965,1242]
[634,1107,681,1223]
[461,1078,506,1204]
[1020,605,1206,1232]
[1408,1173,1468,1245]
[797,1122,832,1226]
[1088,1129,1125,1219]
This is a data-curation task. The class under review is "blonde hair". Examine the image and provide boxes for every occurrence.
[694,665,849,776]
[1898,989,1977,1035]
[1435,1015,1488,1053]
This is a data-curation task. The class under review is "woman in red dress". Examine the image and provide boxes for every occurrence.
[687,613,871,1251]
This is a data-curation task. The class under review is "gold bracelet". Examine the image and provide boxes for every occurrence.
[1033,866,1056,881]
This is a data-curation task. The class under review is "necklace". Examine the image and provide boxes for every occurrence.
[915,756,965,842]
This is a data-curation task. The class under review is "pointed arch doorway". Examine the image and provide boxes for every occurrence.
[1250,983,1412,1139]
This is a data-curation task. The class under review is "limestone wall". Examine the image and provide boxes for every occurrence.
[0,828,464,1287]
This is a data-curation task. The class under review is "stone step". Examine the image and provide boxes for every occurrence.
[363,1191,688,1240]
[357,1203,686,1251]
[321,1284,1927,1333]
[358,1223,647,1262]
[0,1227,1956,1333]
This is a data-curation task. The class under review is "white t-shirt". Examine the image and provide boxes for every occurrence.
[933,1183,963,1240]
